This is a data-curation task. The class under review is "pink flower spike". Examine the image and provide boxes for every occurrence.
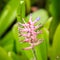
[18,14,43,50]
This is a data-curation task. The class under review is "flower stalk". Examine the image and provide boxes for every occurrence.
[32,48,37,60]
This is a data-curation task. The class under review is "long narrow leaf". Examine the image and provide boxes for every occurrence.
[0,0,20,37]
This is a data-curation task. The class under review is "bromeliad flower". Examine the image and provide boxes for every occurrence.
[18,14,43,50]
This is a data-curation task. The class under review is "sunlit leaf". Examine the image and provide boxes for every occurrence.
[17,0,25,22]
[44,17,52,29]
[50,24,60,60]
[25,0,31,13]
[26,9,49,25]
[49,0,60,41]
[34,28,49,60]
[0,0,20,37]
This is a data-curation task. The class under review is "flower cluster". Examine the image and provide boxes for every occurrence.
[18,14,43,50]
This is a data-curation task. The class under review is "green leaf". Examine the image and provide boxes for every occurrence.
[34,46,43,60]
[0,0,20,37]
[49,0,60,41]
[8,51,28,60]
[41,28,49,60]
[0,47,12,60]
[25,0,31,13]
[0,31,14,51]
[34,28,49,60]
[44,17,52,29]
[50,24,60,60]
[17,0,25,22]
[26,9,49,25]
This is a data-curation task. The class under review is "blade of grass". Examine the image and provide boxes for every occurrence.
[25,0,31,13]
[0,0,20,37]
[0,30,14,51]
[17,0,25,23]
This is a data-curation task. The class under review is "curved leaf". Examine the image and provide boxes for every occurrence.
[51,24,60,60]
[26,9,49,25]
[49,0,60,41]
[17,0,25,22]
[0,0,20,37]
[35,28,49,60]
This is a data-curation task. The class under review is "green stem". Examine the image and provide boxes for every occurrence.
[32,48,37,60]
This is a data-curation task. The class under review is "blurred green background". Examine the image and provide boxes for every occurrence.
[0,0,60,60]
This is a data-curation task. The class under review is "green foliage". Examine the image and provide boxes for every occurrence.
[0,0,20,37]
[17,0,25,22]
[49,0,60,60]
[0,47,12,60]
[49,0,60,41]
[25,0,31,13]
[0,31,14,51]
[0,0,60,60]
[34,28,49,60]
[26,9,49,25]
[51,24,60,60]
